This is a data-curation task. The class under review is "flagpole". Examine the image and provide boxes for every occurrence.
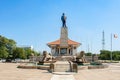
[110,33,112,62]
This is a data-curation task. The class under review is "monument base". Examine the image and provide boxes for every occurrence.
[54,56,75,61]
[50,61,78,73]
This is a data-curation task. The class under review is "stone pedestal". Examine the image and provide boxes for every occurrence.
[60,27,68,47]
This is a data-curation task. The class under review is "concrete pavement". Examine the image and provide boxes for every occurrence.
[0,63,120,80]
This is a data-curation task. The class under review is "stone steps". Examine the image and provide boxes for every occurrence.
[54,61,71,72]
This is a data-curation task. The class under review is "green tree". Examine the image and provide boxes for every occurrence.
[0,35,16,59]
[0,35,41,60]
[24,48,32,59]
[13,47,26,59]
[112,51,120,60]
[0,46,8,58]
[99,50,111,60]
[37,51,41,56]
[85,52,92,56]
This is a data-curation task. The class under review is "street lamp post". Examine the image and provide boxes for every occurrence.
[110,33,112,62]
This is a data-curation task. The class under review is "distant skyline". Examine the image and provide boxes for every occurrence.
[0,0,120,53]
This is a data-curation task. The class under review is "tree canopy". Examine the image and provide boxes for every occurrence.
[0,35,16,59]
[0,35,40,60]
[99,50,120,60]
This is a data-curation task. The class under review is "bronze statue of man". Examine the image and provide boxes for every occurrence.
[61,13,67,27]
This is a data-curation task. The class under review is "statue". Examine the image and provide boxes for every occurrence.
[76,51,87,63]
[61,13,67,27]
[42,51,52,61]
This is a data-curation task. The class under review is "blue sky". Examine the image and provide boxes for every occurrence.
[0,0,120,53]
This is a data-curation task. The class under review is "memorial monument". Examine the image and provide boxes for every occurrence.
[47,13,81,56]
[19,13,101,73]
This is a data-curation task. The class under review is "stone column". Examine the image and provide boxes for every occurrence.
[72,47,74,55]
[60,27,68,47]
[70,48,72,55]
[73,46,77,55]
[51,47,56,56]
[59,47,60,55]
[67,48,69,55]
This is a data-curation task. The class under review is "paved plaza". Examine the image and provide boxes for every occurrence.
[0,63,120,80]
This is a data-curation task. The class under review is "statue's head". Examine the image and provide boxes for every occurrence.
[62,13,65,16]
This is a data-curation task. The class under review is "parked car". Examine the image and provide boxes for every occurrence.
[0,59,6,63]
[6,59,12,62]
[15,58,21,62]
[2,59,6,62]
